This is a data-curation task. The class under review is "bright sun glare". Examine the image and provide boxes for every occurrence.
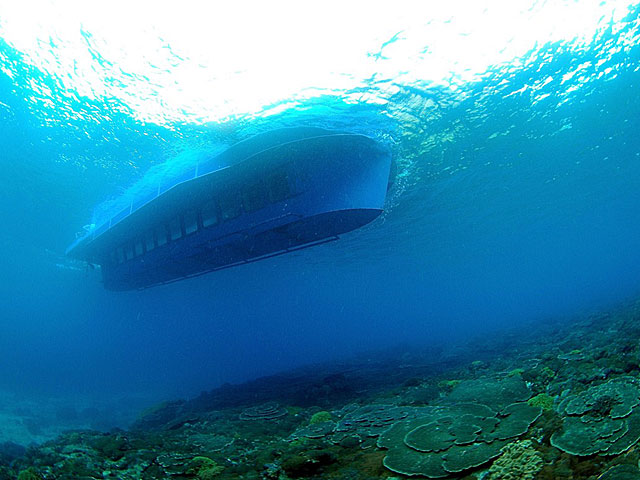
[0,0,634,124]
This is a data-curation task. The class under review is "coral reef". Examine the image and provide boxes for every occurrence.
[7,301,640,479]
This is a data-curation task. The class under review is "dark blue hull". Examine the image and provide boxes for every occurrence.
[67,128,393,290]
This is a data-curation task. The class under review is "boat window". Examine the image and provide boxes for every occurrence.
[219,189,242,221]
[156,225,168,246]
[134,239,144,257]
[117,247,125,264]
[170,216,182,241]
[202,198,218,228]
[184,209,198,235]
[267,167,291,203]
[243,181,267,213]
[109,250,117,264]
[125,243,134,261]
[145,230,155,252]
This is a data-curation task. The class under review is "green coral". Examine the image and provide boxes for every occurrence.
[309,411,332,424]
[445,376,531,410]
[290,420,335,440]
[540,366,556,380]
[240,402,287,420]
[598,464,640,479]
[488,440,543,480]
[528,393,555,411]
[17,468,42,480]
[377,377,541,478]
[437,379,461,392]
[186,456,224,479]
[331,404,415,446]
[551,376,640,456]
[378,401,541,477]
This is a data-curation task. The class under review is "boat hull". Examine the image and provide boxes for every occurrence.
[68,128,393,290]
[103,208,382,290]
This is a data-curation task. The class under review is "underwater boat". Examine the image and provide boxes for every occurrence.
[66,127,394,290]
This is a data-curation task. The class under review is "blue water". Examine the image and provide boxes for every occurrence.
[2,1,640,435]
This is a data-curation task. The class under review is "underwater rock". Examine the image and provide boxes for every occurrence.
[89,434,128,461]
[401,384,440,406]
[156,453,196,475]
[521,365,557,393]
[16,468,42,480]
[551,376,640,456]
[377,401,541,478]
[239,402,288,421]
[470,360,488,371]
[132,400,186,430]
[185,456,224,479]
[281,449,337,478]
[487,440,543,480]
[54,405,78,422]
[438,379,462,393]
[403,377,423,387]
[0,441,26,465]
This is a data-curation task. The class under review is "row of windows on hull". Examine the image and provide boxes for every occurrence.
[109,167,293,265]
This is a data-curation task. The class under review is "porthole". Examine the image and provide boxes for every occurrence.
[169,217,182,241]
[184,209,198,235]
[202,198,219,227]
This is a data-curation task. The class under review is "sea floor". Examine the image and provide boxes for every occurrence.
[4,300,640,479]
[0,392,156,447]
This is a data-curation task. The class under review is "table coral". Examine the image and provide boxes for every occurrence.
[551,376,640,456]
[377,401,541,477]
